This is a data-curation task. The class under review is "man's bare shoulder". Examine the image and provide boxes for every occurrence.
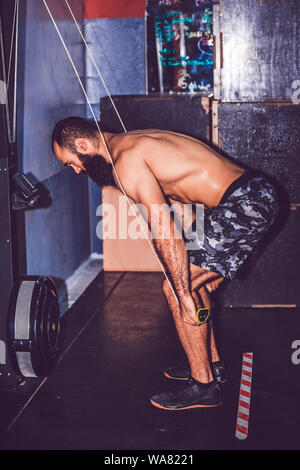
[113,136,161,199]
[115,135,157,168]
[121,133,159,151]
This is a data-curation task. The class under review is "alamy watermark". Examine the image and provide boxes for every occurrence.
[291,80,300,105]
[95,199,205,251]
[291,340,300,365]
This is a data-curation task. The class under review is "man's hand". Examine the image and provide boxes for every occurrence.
[179,294,200,327]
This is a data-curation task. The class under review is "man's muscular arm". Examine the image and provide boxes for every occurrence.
[116,153,198,326]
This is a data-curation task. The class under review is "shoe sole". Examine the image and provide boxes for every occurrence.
[164,371,227,384]
[164,371,188,381]
[150,399,222,410]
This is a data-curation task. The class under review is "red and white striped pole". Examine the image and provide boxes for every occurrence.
[235,352,253,440]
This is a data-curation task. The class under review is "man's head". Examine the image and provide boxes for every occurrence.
[52,116,116,187]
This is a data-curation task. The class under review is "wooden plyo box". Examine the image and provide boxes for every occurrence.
[102,187,161,271]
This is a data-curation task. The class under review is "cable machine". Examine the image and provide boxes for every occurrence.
[0,0,61,389]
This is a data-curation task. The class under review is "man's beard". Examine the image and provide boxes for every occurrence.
[77,153,115,188]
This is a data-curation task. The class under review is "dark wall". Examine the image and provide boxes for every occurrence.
[100,94,210,140]
[219,0,300,102]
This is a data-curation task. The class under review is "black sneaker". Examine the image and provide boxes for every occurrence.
[164,361,227,384]
[150,377,222,410]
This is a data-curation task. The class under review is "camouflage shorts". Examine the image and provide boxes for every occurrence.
[187,168,279,280]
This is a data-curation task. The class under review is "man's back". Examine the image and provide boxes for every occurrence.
[111,129,245,208]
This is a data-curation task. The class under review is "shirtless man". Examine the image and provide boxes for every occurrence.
[52,116,279,410]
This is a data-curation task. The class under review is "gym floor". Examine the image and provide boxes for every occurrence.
[0,271,299,450]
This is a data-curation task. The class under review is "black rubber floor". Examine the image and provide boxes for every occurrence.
[0,271,299,450]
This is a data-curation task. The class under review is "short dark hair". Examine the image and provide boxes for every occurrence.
[52,116,100,153]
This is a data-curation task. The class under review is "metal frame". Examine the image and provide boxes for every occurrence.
[0,0,22,388]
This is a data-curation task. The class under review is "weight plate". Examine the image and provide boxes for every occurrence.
[8,276,61,378]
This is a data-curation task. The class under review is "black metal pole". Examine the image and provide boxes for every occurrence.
[0,0,21,388]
